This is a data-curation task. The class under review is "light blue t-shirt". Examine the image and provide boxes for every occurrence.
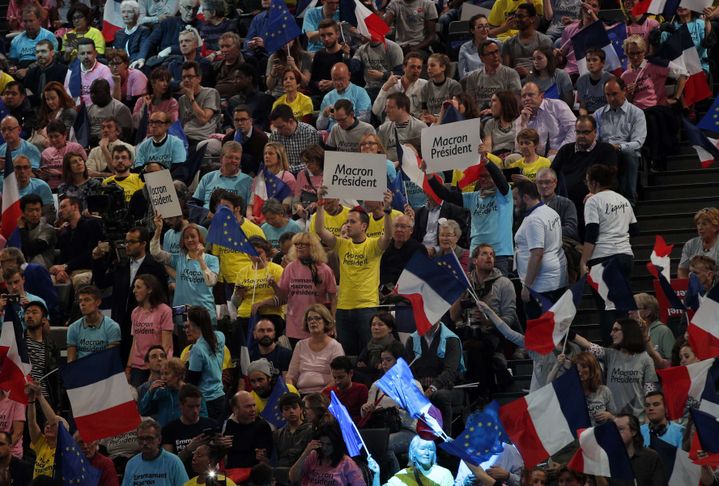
[319,84,372,130]
[302,6,340,52]
[171,252,220,324]
[162,225,208,257]
[9,28,59,63]
[188,330,226,401]
[193,170,252,209]
[133,134,187,168]
[2,292,46,331]
[640,421,685,449]
[121,449,189,486]
[0,140,42,173]
[67,315,122,359]
[463,188,514,256]
[8,178,54,206]
[261,219,303,249]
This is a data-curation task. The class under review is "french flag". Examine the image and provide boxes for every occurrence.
[646,235,673,282]
[397,141,442,205]
[0,306,32,405]
[587,257,637,313]
[656,358,719,420]
[394,251,469,335]
[687,284,719,360]
[102,0,123,42]
[690,408,719,466]
[683,116,719,170]
[567,421,634,481]
[571,21,622,76]
[1,145,21,248]
[525,277,585,355]
[650,435,702,486]
[339,0,389,43]
[499,368,591,468]
[631,0,679,22]
[61,348,141,442]
[252,165,292,222]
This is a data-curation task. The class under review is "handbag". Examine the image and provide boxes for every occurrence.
[358,390,402,433]
[299,169,319,205]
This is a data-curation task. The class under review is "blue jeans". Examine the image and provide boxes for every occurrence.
[618,151,640,204]
[335,307,377,355]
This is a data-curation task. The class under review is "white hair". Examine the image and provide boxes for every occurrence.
[179,25,203,47]
[120,0,140,14]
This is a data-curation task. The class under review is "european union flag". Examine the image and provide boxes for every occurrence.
[441,104,464,124]
[54,422,101,485]
[206,205,259,256]
[328,391,364,457]
[435,252,472,290]
[68,60,82,98]
[263,0,302,54]
[543,83,559,100]
[607,23,627,70]
[262,165,292,202]
[439,401,508,466]
[260,378,290,428]
[388,173,406,211]
[698,96,719,134]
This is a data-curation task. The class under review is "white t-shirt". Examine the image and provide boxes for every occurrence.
[584,190,636,259]
[515,204,567,292]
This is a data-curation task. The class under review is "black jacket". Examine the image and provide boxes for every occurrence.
[412,201,470,249]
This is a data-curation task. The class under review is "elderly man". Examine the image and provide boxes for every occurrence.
[165,27,210,93]
[22,40,68,108]
[64,38,114,106]
[8,5,58,69]
[18,194,56,267]
[517,82,576,158]
[317,63,371,131]
[222,391,273,469]
[372,52,427,120]
[123,418,189,485]
[593,77,647,204]
[74,431,118,485]
[193,141,252,208]
[0,152,50,209]
[380,214,427,288]
[207,32,245,99]
[464,40,521,112]
[268,104,321,174]
[535,168,579,241]
[131,0,199,69]
[134,111,187,169]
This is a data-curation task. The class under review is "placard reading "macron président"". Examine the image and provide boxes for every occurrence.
[421,118,482,173]
[324,152,387,202]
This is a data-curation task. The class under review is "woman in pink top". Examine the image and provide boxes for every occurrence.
[127,274,173,388]
[40,119,87,189]
[294,144,324,220]
[132,67,179,132]
[0,390,24,459]
[286,304,344,394]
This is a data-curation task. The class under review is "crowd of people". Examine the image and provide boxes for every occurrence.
[0,0,718,483]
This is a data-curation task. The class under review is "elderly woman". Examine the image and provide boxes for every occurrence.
[113,0,150,63]
[678,208,719,278]
[387,436,454,486]
[197,0,237,52]
[432,219,470,273]
[286,304,344,394]
[107,48,149,109]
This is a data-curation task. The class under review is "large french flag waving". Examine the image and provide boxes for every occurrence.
[690,408,719,466]
[102,0,123,42]
[1,145,21,247]
[571,21,622,76]
[525,277,585,355]
[587,257,637,313]
[0,306,32,405]
[568,421,634,481]
[650,434,702,486]
[61,348,141,442]
[339,0,389,43]
[688,283,719,361]
[499,368,591,468]
[657,358,719,420]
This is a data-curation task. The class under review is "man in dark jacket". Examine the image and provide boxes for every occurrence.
[412,197,469,249]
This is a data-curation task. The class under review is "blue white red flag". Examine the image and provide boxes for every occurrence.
[657,358,719,420]
[568,421,634,480]
[0,144,21,248]
[587,257,637,313]
[525,277,585,355]
[340,0,389,43]
[571,21,622,75]
[0,305,31,405]
[687,283,719,360]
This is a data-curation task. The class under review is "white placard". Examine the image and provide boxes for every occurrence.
[143,169,183,218]
[421,118,482,172]
[324,152,387,202]
[678,0,712,12]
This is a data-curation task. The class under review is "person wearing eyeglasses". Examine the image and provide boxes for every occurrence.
[178,60,221,149]
[123,418,189,486]
[464,40,521,115]
[0,116,41,179]
[134,111,187,170]
[458,14,502,79]
[108,48,149,109]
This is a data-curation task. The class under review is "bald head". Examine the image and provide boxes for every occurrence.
[0,116,21,145]
[331,63,350,92]
[232,390,257,424]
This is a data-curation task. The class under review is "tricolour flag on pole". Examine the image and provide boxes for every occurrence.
[339,0,389,43]
[102,0,123,42]
[656,358,719,420]
[0,144,21,248]
[650,434,702,486]
[631,0,679,17]
[397,141,442,205]
[571,21,622,76]
[0,305,31,405]
[587,257,637,313]
[682,116,719,169]
[687,283,719,360]
[525,277,585,355]
[394,251,469,335]
[568,421,634,480]
[499,368,591,468]
[252,165,292,221]
[61,347,142,442]
[262,0,303,54]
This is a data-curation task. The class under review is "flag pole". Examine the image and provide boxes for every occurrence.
[561,326,571,355]
[37,368,59,382]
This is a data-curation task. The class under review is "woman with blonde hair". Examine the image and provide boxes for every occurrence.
[286,304,344,394]
[247,142,297,222]
[678,207,719,278]
[571,352,616,425]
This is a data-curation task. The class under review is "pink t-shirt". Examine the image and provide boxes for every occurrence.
[621,61,669,110]
[130,304,174,368]
[40,142,87,189]
[133,97,180,123]
[626,18,660,42]
[279,261,337,339]
[301,450,365,486]
[294,170,324,198]
[287,338,344,394]
[0,397,25,458]
[64,62,115,106]
[123,68,148,101]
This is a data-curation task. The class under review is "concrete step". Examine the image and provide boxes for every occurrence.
[632,228,696,245]
[635,196,716,215]
[642,182,717,200]
[650,168,719,185]
[635,212,696,232]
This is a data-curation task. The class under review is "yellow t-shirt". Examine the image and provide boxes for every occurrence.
[211,218,266,283]
[507,156,551,182]
[366,210,403,238]
[62,26,106,56]
[185,475,237,486]
[103,173,144,203]
[272,93,314,120]
[251,383,299,412]
[334,237,383,309]
[235,261,285,318]
[0,71,14,94]
[488,0,545,41]
[181,344,233,370]
[310,206,350,238]
[31,435,55,478]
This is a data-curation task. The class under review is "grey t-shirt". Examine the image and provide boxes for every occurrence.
[601,347,657,421]
[586,385,616,426]
[501,31,553,72]
[179,86,221,142]
[465,64,522,109]
[377,116,427,161]
[421,77,463,116]
[546,0,582,40]
[483,118,517,153]
[352,39,404,89]
[326,120,376,152]
[679,236,719,271]
[88,99,132,140]
[386,0,438,46]
[576,72,615,113]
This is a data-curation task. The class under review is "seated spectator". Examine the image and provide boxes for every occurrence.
[576,48,615,115]
[260,199,303,250]
[103,145,145,203]
[161,383,217,476]
[123,418,189,485]
[679,208,719,278]
[380,214,427,288]
[487,0,543,42]
[241,0,271,62]
[432,219,470,272]
[136,345,168,403]
[108,48,148,109]
[524,46,574,107]
[355,313,400,386]
[2,156,54,222]
[302,0,341,53]
[188,444,236,485]
[8,5,58,69]
[64,38,115,108]
[266,39,313,98]
[59,152,102,207]
[289,421,365,485]
[113,0,151,63]
[419,54,462,125]
[74,430,119,485]
[247,358,299,412]
[543,0,582,41]
[222,391,273,469]
[640,391,684,448]
[377,93,427,162]
[25,381,70,478]
[269,105,322,176]
[140,357,205,426]
[178,60,221,147]
[164,27,211,94]
[322,356,368,422]
[464,41,522,114]
[287,304,345,394]
[326,99,376,152]
[131,0,198,70]
[61,4,106,61]
[206,32,246,99]
[0,430,31,483]
[2,82,37,138]
[225,67,278,133]
[501,3,551,78]
[386,436,453,486]
[0,267,46,324]
[503,128,551,182]
[17,194,56,268]
[0,249,61,326]
[219,106,269,177]
[134,111,187,169]
[133,67,179,132]
[689,255,717,296]
[481,91,520,157]
[272,69,314,121]
[372,52,426,121]
[308,20,350,98]
[404,320,464,433]
[197,0,237,52]
[274,393,313,467]
[86,117,134,178]
[193,141,251,209]
[614,414,666,484]
[384,0,437,54]
[248,319,293,379]
[36,82,77,137]
[358,133,398,185]
[632,293,674,361]
[66,284,122,361]
[458,14,501,79]
[39,119,87,189]
[317,63,371,131]
[138,0,179,26]
[0,116,41,172]
[351,36,403,100]
[517,82,576,157]
[87,79,133,144]
[535,167,579,241]
[22,40,68,108]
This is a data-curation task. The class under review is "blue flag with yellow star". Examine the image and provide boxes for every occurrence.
[262,0,302,54]
[54,422,102,485]
[439,401,508,466]
[260,377,290,428]
[206,205,259,256]
[698,96,719,134]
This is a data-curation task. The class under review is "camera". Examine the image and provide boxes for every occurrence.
[86,183,131,242]
[3,294,20,304]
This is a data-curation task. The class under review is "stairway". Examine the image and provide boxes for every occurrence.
[497,143,719,405]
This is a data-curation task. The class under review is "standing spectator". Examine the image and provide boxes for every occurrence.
[178,61,221,147]
[17,194,56,268]
[308,20,350,99]
[269,105,322,175]
[66,285,122,361]
[63,38,114,106]
[222,391,273,469]
[139,357,201,427]
[136,345,168,403]
[384,0,438,54]
[22,41,68,109]
[185,306,226,417]
[613,414,666,485]
[372,52,426,120]
[377,93,427,162]
[535,167,579,241]
[326,99,376,152]
[25,381,69,478]
[678,208,719,278]
[317,63,371,131]
[464,41,521,113]
[23,301,61,406]
[517,82,577,157]
[39,120,86,189]
[113,0,151,63]
[458,14,501,79]
[501,3,552,78]
[322,356,369,422]
[302,0,341,53]
[108,48,149,109]
[352,37,403,100]
[247,358,299,411]
[122,418,189,485]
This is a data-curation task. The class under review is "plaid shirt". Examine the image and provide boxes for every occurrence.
[269,122,321,174]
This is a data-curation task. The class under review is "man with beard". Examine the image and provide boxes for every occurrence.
[247,358,298,413]
[249,319,292,378]
[102,145,144,203]
[23,301,60,408]
[9,6,58,69]
[64,38,114,106]
[1,82,37,137]
[22,40,68,108]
